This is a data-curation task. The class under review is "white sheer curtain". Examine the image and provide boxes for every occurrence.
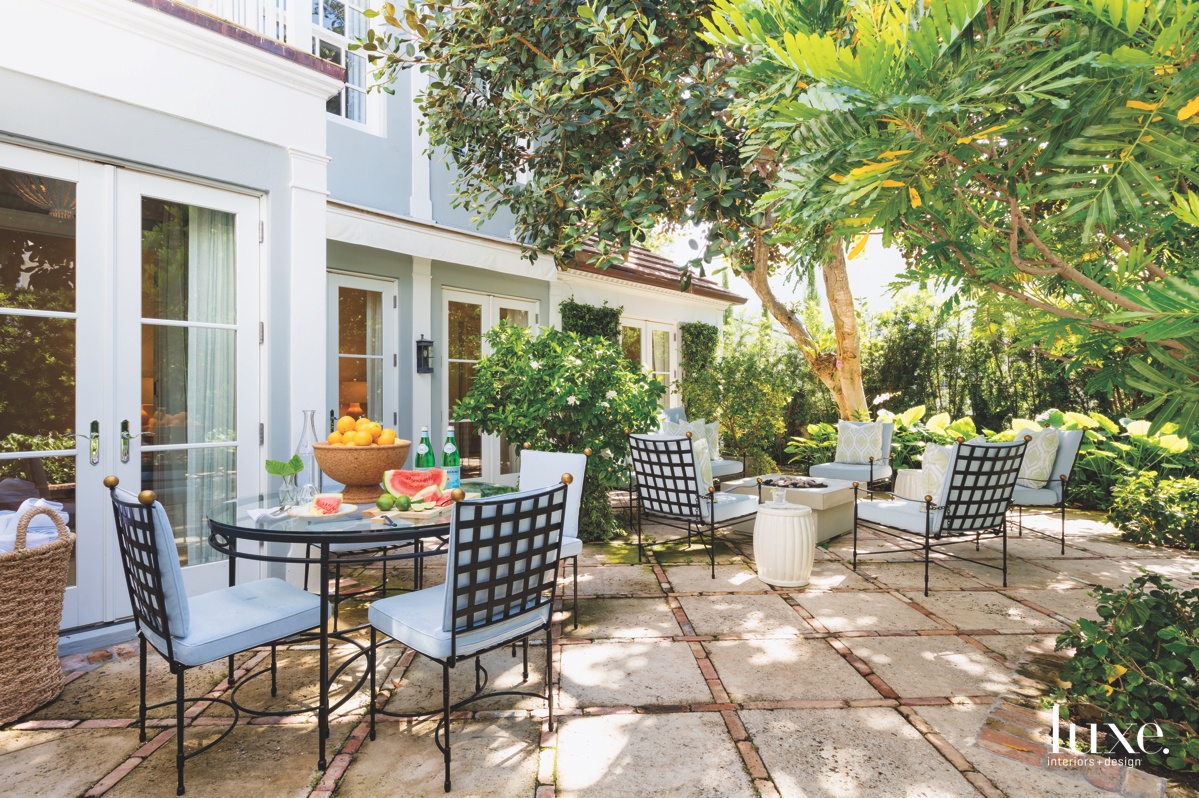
[184,206,236,566]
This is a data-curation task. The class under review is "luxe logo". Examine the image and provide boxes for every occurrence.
[1051,704,1169,758]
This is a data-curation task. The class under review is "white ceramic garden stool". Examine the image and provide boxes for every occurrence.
[893,468,924,501]
[753,503,817,588]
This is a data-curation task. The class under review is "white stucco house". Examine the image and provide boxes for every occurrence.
[0,0,744,645]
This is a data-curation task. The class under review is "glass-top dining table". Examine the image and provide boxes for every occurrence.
[206,483,516,771]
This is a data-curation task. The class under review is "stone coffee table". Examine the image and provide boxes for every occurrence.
[722,474,855,543]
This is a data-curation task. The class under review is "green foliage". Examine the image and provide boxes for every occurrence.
[1055,574,1199,772]
[451,324,663,540]
[0,432,73,484]
[1109,474,1199,550]
[705,0,1199,433]
[264,455,305,478]
[716,316,800,464]
[559,298,622,344]
[678,321,721,421]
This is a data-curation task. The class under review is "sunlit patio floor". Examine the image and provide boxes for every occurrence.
[4,508,1198,798]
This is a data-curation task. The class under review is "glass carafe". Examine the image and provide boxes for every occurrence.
[295,409,322,494]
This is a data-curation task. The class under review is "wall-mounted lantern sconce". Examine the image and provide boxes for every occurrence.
[416,335,435,374]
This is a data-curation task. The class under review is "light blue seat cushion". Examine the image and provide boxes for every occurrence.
[369,583,549,660]
[809,462,894,483]
[700,491,758,523]
[1011,486,1059,506]
[115,488,189,637]
[144,578,324,667]
[661,407,688,424]
[560,536,583,559]
[710,459,743,479]
[856,499,936,535]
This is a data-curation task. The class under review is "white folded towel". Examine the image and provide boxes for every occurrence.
[0,499,70,554]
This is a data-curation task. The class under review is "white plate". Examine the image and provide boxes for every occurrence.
[287,503,359,519]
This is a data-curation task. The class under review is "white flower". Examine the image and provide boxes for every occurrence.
[600,401,610,408]
[530,361,540,370]
[605,390,618,399]
[566,396,579,406]
[601,448,614,459]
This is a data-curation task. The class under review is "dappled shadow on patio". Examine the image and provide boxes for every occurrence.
[3,508,1196,797]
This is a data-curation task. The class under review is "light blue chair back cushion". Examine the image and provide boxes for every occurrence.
[1048,428,1085,502]
[518,450,587,539]
[880,423,894,461]
[442,486,564,634]
[661,407,688,425]
[115,487,189,637]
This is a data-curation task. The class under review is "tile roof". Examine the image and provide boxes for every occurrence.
[570,244,746,304]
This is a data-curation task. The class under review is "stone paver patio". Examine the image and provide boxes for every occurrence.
[4,508,1198,797]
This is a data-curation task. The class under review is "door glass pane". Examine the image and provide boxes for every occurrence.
[0,168,76,312]
[448,301,482,359]
[337,287,383,420]
[0,315,75,440]
[499,306,529,328]
[141,326,236,443]
[447,361,482,479]
[142,447,236,567]
[141,198,236,324]
[0,168,78,586]
[651,329,671,373]
[621,325,641,363]
[338,356,382,421]
[0,454,76,585]
[141,197,239,566]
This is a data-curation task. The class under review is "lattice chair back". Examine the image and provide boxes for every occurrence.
[627,434,702,520]
[937,439,1029,535]
[442,481,569,660]
[106,481,190,662]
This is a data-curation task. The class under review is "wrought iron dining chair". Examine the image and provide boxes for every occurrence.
[518,446,588,628]
[851,437,1029,596]
[627,432,758,578]
[105,476,326,796]
[367,479,570,793]
[1007,428,1085,554]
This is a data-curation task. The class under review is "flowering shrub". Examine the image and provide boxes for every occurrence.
[452,324,663,540]
[1055,574,1199,772]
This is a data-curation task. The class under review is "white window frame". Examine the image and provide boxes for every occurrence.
[313,0,385,133]
[325,271,400,432]
[621,317,679,409]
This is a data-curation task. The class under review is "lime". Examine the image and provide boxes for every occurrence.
[393,494,412,512]
[375,494,395,511]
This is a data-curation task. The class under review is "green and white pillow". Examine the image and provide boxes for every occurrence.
[662,418,720,456]
[1015,426,1059,489]
[922,444,953,499]
[834,420,883,465]
[691,437,714,494]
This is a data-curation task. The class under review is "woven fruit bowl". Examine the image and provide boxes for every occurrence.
[313,441,410,504]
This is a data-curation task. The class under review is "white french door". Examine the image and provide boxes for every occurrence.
[326,272,399,434]
[443,289,539,483]
[0,143,262,629]
[621,318,677,409]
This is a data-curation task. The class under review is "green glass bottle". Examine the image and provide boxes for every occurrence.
[414,426,435,471]
[441,425,461,489]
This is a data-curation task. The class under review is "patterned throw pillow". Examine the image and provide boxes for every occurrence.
[691,437,714,494]
[661,418,719,455]
[921,444,953,499]
[1014,426,1059,488]
[834,421,883,464]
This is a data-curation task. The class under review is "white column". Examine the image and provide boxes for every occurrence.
[411,256,434,436]
[408,67,434,220]
[548,275,569,329]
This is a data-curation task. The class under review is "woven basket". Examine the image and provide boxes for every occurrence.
[0,505,76,725]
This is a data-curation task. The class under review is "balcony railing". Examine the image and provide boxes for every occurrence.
[188,0,293,43]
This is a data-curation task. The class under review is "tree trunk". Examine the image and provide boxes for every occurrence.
[821,239,869,419]
[740,234,869,420]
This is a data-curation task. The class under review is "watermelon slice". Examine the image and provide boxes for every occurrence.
[313,493,343,515]
[384,468,448,499]
[413,484,441,504]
